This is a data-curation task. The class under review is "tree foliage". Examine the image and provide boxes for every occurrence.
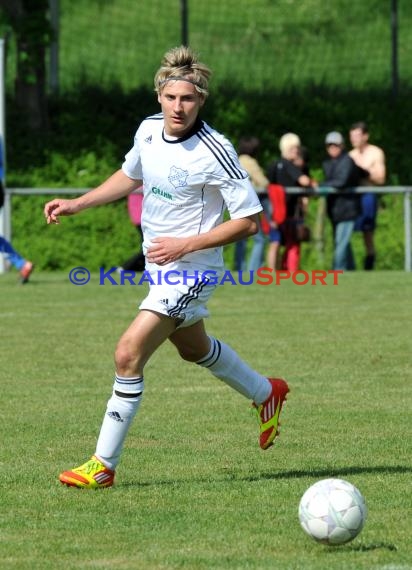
[0,0,52,129]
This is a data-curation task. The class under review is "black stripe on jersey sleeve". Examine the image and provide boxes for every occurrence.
[197,126,245,179]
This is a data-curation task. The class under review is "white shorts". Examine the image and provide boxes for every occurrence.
[139,263,220,328]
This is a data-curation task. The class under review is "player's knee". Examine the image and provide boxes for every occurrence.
[115,341,140,374]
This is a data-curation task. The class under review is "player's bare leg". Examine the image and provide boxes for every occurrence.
[168,319,211,362]
[115,309,177,376]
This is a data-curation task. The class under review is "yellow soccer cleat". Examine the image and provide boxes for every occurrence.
[59,455,115,489]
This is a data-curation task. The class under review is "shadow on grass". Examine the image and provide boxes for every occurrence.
[326,542,398,553]
[122,464,411,489]
[238,464,412,483]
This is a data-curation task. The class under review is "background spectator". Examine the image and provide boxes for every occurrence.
[0,234,34,283]
[0,139,34,283]
[118,189,145,273]
[322,131,368,270]
[235,136,270,271]
[266,133,315,271]
[349,121,386,270]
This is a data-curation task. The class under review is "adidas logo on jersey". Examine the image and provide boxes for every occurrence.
[144,135,153,144]
[159,298,169,306]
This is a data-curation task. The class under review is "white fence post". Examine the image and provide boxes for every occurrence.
[404,190,411,272]
[0,38,6,274]
[0,208,4,274]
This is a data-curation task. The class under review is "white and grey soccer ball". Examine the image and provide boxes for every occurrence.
[298,478,367,545]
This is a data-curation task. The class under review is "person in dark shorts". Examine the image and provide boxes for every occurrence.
[349,122,386,270]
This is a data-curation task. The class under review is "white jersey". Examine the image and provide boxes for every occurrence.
[122,114,262,269]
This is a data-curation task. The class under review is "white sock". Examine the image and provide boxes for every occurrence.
[95,374,144,471]
[196,336,271,404]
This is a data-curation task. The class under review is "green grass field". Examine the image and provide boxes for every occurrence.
[1,270,411,569]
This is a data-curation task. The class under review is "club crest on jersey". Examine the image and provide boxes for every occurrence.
[168,166,189,188]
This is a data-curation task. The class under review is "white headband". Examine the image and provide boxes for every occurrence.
[159,76,201,88]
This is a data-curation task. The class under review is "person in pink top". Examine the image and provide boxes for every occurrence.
[118,189,145,272]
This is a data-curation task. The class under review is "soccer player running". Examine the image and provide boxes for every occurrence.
[44,46,289,489]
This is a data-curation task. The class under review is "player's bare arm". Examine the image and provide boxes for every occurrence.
[44,169,142,224]
[147,214,259,265]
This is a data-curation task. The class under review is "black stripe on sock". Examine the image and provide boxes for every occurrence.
[115,390,143,399]
[205,339,222,368]
[196,337,217,366]
[197,338,222,368]
[115,375,143,384]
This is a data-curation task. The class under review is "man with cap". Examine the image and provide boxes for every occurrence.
[322,131,368,270]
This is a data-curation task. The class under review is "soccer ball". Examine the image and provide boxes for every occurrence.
[298,478,367,545]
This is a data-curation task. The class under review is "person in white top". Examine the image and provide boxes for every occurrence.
[349,122,386,270]
[235,136,270,271]
[44,46,289,489]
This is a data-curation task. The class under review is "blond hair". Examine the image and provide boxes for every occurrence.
[279,133,301,156]
[154,46,211,98]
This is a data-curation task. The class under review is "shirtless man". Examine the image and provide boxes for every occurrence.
[349,121,386,270]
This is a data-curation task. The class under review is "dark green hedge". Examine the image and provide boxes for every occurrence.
[11,195,141,271]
